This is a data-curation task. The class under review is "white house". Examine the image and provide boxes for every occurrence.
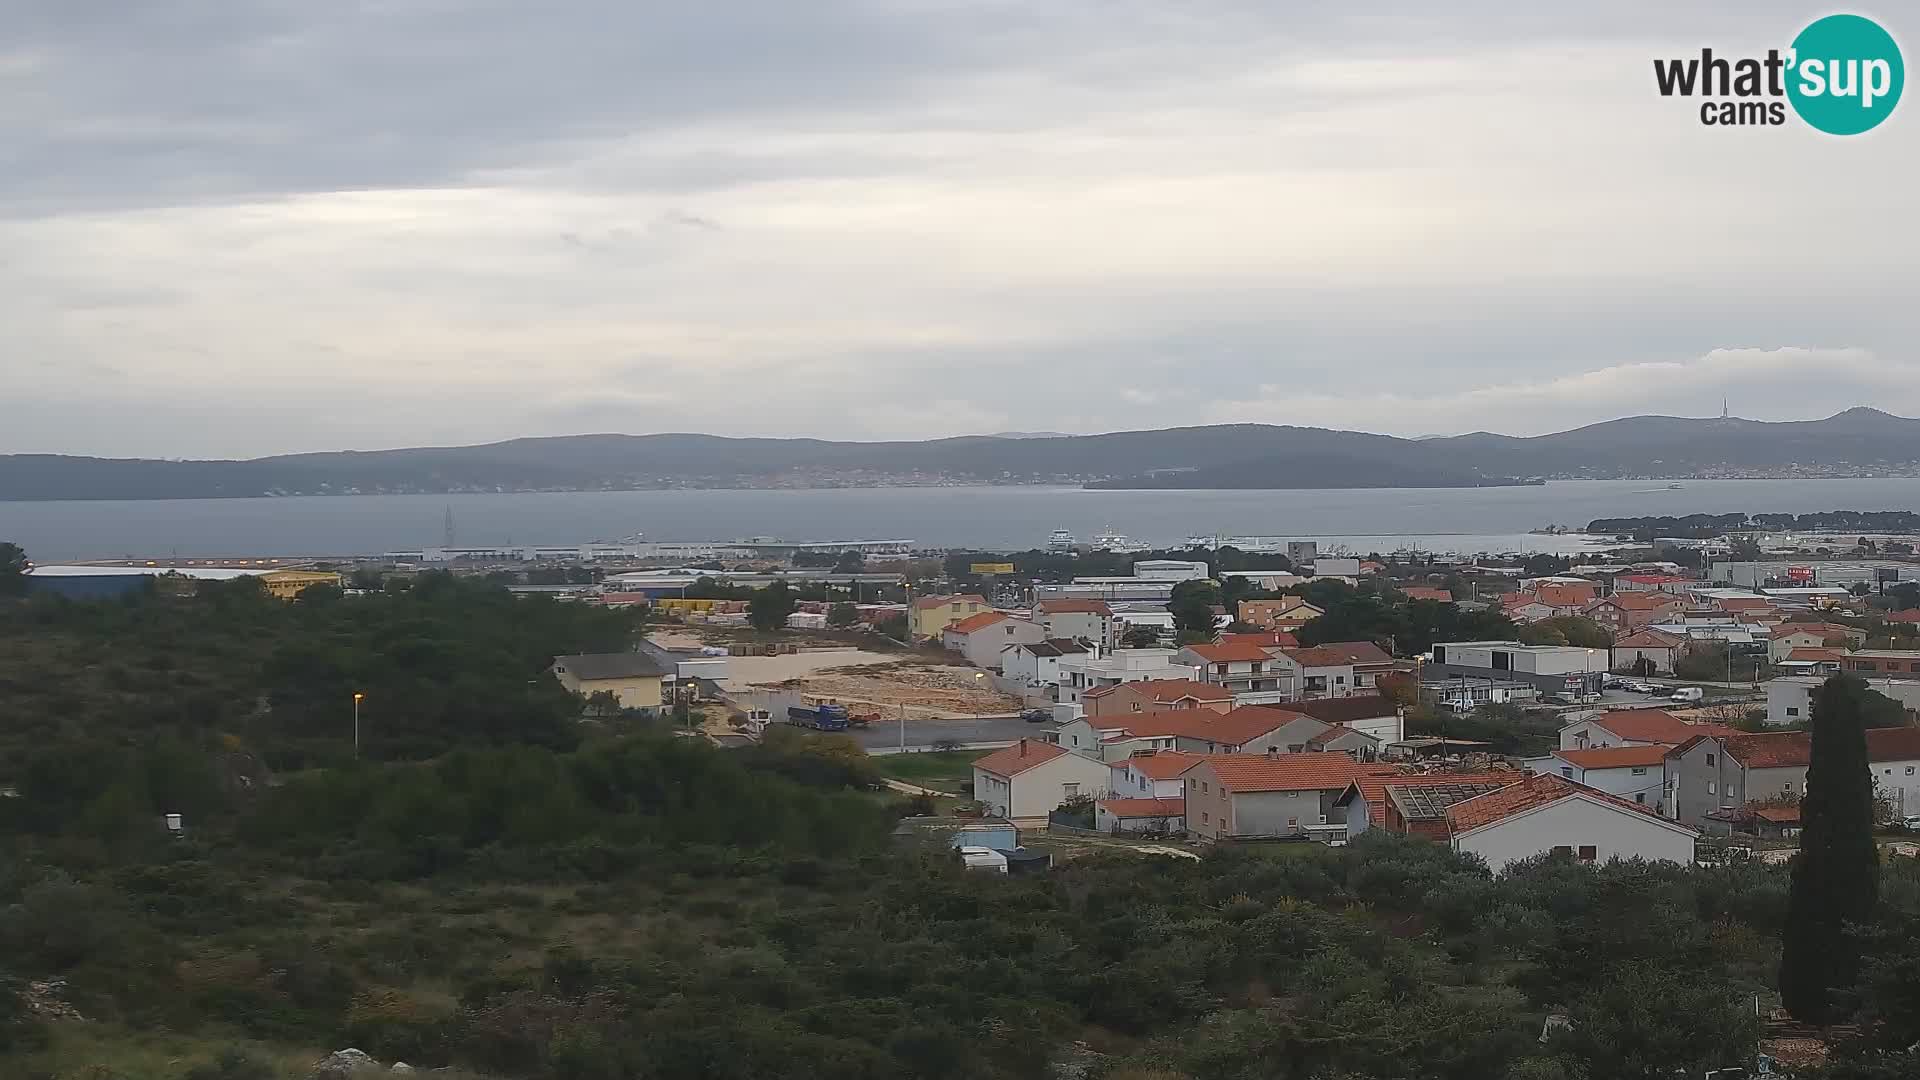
[1107,750,1206,799]
[1094,796,1186,834]
[942,612,1046,670]
[1178,641,1294,698]
[1281,642,1395,699]
[1000,639,1090,688]
[1445,772,1698,874]
[1035,599,1117,649]
[1769,674,1920,727]
[970,740,1115,820]
[1610,629,1687,676]
[1868,727,1920,818]
[1558,708,1731,751]
[1523,745,1669,811]
[1054,706,1331,762]
[1056,648,1200,703]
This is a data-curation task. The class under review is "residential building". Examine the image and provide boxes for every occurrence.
[1183,753,1385,842]
[1338,772,1521,840]
[1888,610,1920,625]
[1500,595,1563,624]
[1446,772,1698,874]
[1611,629,1688,675]
[1056,648,1199,703]
[1768,622,1866,663]
[1237,598,1324,633]
[1428,641,1608,699]
[1558,708,1734,751]
[942,612,1046,669]
[1702,803,1801,840]
[910,593,990,640]
[1841,650,1920,681]
[1616,573,1694,594]
[1524,746,1669,810]
[1286,694,1407,744]
[1584,592,1685,633]
[1426,676,1540,709]
[1218,629,1300,649]
[1780,647,1844,676]
[1131,559,1210,582]
[551,652,669,714]
[1179,641,1294,698]
[1869,727,1920,817]
[1767,674,1920,727]
[1398,586,1454,603]
[1083,678,1233,717]
[1282,641,1395,698]
[971,740,1114,820]
[1035,599,1117,649]
[1000,639,1090,688]
[1106,749,1207,798]
[1094,797,1186,834]
[1056,706,1336,761]
[1530,582,1600,609]
[1663,732,1810,828]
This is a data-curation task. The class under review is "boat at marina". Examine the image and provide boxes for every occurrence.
[1047,528,1075,552]
[1089,528,1150,554]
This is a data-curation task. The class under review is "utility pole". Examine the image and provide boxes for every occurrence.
[352,692,365,759]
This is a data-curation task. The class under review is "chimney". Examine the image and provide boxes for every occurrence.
[1019,740,1028,757]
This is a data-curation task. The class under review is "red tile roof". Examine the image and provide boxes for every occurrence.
[1785,647,1844,663]
[944,611,1009,635]
[1554,745,1670,770]
[972,739,1071,778]
[1532,583,1599,608]
[1285,642,1394,668]
[1096,796,1186,818]
[1614,629,1685,648]
[1113,750,1207,780]
[1220,630,1300,648]
[1887,610,1920,624]
[1399,587,1454,603]
[1446,772,1680,834]
[1083,678,1231,703]
[1588,709,1735,746]
[1593,592,1683,611]
[1713,596,1776,610]
[1620,574,1690,585]
[1867,727,1920,762]
[1771,622,1856,639]
[1201,753,1374,794]
[1184,641,1277,663]
[1753,804,1802,824]
[1720,732,1811,769]
[1037,599,1113,615]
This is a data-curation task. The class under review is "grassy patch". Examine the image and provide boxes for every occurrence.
[876,750,987,791]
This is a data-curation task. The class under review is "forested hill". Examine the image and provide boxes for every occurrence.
[2,407,1916,499]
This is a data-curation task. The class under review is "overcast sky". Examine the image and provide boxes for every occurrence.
[4,1,1915,458]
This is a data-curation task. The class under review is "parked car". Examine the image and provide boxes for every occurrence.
[1670,687,1705,704]
[1020,708,1052,723]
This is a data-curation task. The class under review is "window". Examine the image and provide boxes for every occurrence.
[1706,753,1716,767]
[1635,793,1646,804]
[1551,845,1572,856]
[1131,703,1142,712]
[1559,767,1573,778]
[1787,707,1800,717]
[1201,812,1209,824]
[1631,767,1647,775]
[1707,781,1717,795]
[1189,778,1197,790]
[1577,845,1598,863]
[1287,818,1297,828]
[1201,781,1209,793]
[1335,676,1346,685]
[1062,783,1079,797]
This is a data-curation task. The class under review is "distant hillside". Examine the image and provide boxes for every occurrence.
[3,408,1916,500]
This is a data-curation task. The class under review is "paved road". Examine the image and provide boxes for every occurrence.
[851,715,1044,751]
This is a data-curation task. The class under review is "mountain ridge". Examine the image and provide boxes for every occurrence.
[3,408,1916,500]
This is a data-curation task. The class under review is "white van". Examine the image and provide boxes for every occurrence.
[1670,687,1704,704]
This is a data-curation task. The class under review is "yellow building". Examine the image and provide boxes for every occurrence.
[909,593,991,641]
[551,652,669,714]
[258,569,343,600]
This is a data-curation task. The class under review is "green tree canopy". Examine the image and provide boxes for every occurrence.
[1781,674,1882,1023]
[0,542,26,597]
[748,581,799,631]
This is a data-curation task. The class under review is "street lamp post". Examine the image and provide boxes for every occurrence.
[352,691,365,759]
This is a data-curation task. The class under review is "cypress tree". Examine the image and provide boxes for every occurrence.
[1780,674,1881,1023]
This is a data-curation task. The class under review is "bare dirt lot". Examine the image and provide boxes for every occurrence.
[764,660,1021,720]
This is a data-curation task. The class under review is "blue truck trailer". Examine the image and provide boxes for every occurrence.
[788,702,851,731]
